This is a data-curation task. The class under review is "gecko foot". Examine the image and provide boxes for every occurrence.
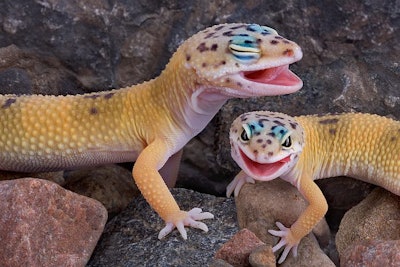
[268,221,299,264]
[226,171,255,197]
[158,208,214,240]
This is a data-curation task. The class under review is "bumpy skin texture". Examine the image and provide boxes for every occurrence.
[228,111,400,263]
[0,23,304,240]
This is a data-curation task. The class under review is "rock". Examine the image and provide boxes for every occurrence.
[235,179,334,265]
[340,240,400,267]
[87,188,238,266]
[0,178,107,267]
[0,170,65,185]
[336,188,400,256]
[64,164,140,218]
[214,228,266,267]
[209,258,234,267]
[248,245,276,267]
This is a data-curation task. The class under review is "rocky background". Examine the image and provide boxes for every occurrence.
[0,0,398,266]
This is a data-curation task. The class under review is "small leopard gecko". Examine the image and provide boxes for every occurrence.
[228,111,399,263]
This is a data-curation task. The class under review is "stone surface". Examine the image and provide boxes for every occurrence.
[214,228,266,267]
[0,170,65,185]
[336,188,400,256]
[64,164,140,218]
[340,240,400,267]
[235,179,335,266]
[248,245,276,267]
[0,178,108,267]
[87,188,239,266]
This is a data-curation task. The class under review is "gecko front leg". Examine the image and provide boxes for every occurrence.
[269,175,328,263]
[132,139,214,239]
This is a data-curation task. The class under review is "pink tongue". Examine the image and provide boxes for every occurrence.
[243,66,301,86]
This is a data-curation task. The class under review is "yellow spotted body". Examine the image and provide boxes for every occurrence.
[229,111,399,263]
[296,113,400,193]
[0,23,304,240]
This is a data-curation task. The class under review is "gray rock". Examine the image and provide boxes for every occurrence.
[88,188,238,266]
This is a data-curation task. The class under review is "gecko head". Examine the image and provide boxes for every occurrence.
[181,23,303,97]
[229,111,304,181]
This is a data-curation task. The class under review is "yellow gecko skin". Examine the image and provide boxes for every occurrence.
[227,111,400,263]
[0,23,304,240]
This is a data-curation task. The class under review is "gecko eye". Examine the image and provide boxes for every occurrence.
[240,124,252,142]
[229,35,261,63]
[281,136,292,148]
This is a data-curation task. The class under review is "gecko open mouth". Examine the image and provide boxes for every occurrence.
[240,148,291,178]
[243,65,301,87]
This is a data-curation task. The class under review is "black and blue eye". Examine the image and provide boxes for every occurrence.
[240,124,252,142]
[282,136,292,148]
[229,35,260,63]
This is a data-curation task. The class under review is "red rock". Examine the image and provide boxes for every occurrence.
[214,228,265,267]
[0,178,107,267]
[341,240,400,267]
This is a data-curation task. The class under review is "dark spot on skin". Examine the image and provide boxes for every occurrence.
[211,44,218,51]
[283,49,294,57]
[240,115,248,122]
[186,54,191,61]
[275,36,284,40]
[84,94,100,99]
[202,62,207,68]
[197,43,209,52]
[223,31,235,36]
[230,25,245,30]
[253,150,258,154]
[239,34,249,37]
[319,118,339,124]
[256,139,263,143]
[237,82,243,87]
[270,40,279,45]
[391,136,396,142]
[235,63,240,67]
[204,32,216,39]
[290,123,297,129]
[273,120,285,126]
[268,152,274,157]
[2,98,16,108]
[262,144,267,149]
[90,107,98,115]
[257,38,262,43]
[283,40,290,44]
[225,78,231,83]
[250,125,255,130]
[329,128,336,135]
[266,139,272,144]
[255,132,261,136]
[221,60,226,65]
[215,25,224,31]
[269,133,276,137]
[104,93,114,99]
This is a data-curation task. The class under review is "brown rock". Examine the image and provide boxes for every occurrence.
[215,228,265,267]
[0,178,107,267]
[0,170,65,185]
[336,188,400,256]
[64,164,139,218]
[235,180,334,265]
[248,245,276,267]
[341,240,400,267]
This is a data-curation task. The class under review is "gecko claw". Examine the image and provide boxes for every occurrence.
[226,172,255,197]
[158,208,214,240]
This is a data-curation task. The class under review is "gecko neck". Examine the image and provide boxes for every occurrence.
[149,51,230,135]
